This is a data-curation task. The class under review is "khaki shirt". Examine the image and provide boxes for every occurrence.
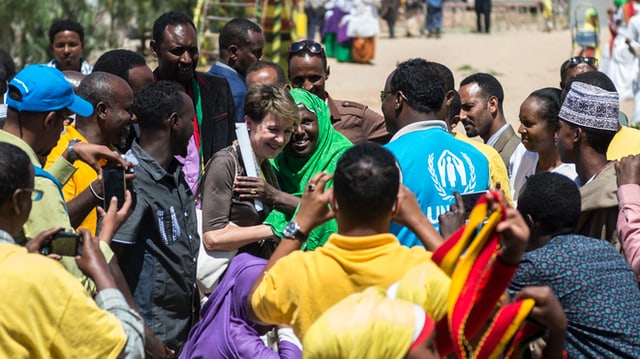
[0,130,106,293]
[327,94,390,144]
[0,130,75,242]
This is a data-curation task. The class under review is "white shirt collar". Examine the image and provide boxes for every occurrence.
[389,120,448,142]
[0,229,16,245]
[487,123,510,146]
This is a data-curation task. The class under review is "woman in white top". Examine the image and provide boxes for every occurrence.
[509,88,578,203]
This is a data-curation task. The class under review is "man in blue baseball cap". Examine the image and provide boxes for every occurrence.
[1,64,126,245]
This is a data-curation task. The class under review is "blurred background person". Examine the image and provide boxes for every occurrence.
[305,0,327,41]
[46,19,93,74]
[380,0,400,38]
[0,49,16,124]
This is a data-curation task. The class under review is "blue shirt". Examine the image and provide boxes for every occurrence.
[510,234,640,358]
[209,62,247,123]
[385,121,490,247]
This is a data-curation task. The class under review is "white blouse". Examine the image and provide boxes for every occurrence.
[509,143,578,205]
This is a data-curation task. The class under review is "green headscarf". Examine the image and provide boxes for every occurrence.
[265,88,352,250]
[272,88,353,194]
[614,0,627,8]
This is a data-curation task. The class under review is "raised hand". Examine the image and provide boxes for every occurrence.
[295,172,335,234]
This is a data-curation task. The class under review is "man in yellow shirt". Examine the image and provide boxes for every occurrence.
[249,143,451,339]
[0,142,143,358]
[46,71,134,234]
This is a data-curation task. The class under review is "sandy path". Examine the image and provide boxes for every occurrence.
[326,28,627,130]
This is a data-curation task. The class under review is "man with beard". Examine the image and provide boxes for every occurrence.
[112,81,199,355]
[46,72,134,235]
[151,11,236,193]
[46,19,93,74]
[458,72,519,167]
[288,40,390,144]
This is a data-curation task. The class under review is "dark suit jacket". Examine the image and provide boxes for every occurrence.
[492,124,519,168]
[195,71,237,163]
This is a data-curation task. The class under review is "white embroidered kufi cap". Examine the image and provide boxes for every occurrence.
[559,82,620,132]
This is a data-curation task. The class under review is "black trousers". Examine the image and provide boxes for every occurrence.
[475,0,491,33]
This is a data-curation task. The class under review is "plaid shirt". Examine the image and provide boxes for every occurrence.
[0,229,15,244]
[46,59,93,75]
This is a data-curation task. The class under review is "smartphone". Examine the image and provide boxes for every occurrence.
[40,232,83,256]
[461,190,488,217]
[102,165,125,210]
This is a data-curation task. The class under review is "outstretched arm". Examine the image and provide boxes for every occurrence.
[247,172,335,324]
[616,155,640,277]
[394,185,444,251]
[75,228,145,359]
[513,286,567,359]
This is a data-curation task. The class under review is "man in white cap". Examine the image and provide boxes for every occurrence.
[557,75,621,248]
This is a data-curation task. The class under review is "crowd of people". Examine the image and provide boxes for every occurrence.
[1,10,640,359]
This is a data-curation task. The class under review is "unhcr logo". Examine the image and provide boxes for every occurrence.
[428,150,476,201]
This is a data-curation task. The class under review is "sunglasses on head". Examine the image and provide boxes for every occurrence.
[568,56,598,69]
[289,40,324,55]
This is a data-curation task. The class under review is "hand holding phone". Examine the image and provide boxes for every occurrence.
[102,165,125,210]
[39,232,83,257]
[461,190,489,218]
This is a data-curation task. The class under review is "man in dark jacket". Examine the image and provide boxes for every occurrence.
[151,11,237,193]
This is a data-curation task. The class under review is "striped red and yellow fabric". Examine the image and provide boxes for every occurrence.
[431,191,543,358]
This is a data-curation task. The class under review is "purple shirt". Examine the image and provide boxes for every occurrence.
[177,136,201,195]
[179,253,302,359]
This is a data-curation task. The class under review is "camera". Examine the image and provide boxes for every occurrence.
[40,232,83,256]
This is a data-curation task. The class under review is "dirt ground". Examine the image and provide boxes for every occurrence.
[325,25,632,131]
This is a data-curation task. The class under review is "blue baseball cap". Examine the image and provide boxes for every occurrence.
[6,64,93,117]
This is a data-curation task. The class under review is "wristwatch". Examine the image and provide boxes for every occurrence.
[67,139,82,163]
[283,221,309,241]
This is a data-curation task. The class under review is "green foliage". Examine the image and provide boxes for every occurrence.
[0,0,197,69]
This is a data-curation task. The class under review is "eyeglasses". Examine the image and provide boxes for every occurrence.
[380,90,394,102]
[568,56,598,69]
[289,40,324,55]
[21,188,43,201]
[380,90,409,103]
